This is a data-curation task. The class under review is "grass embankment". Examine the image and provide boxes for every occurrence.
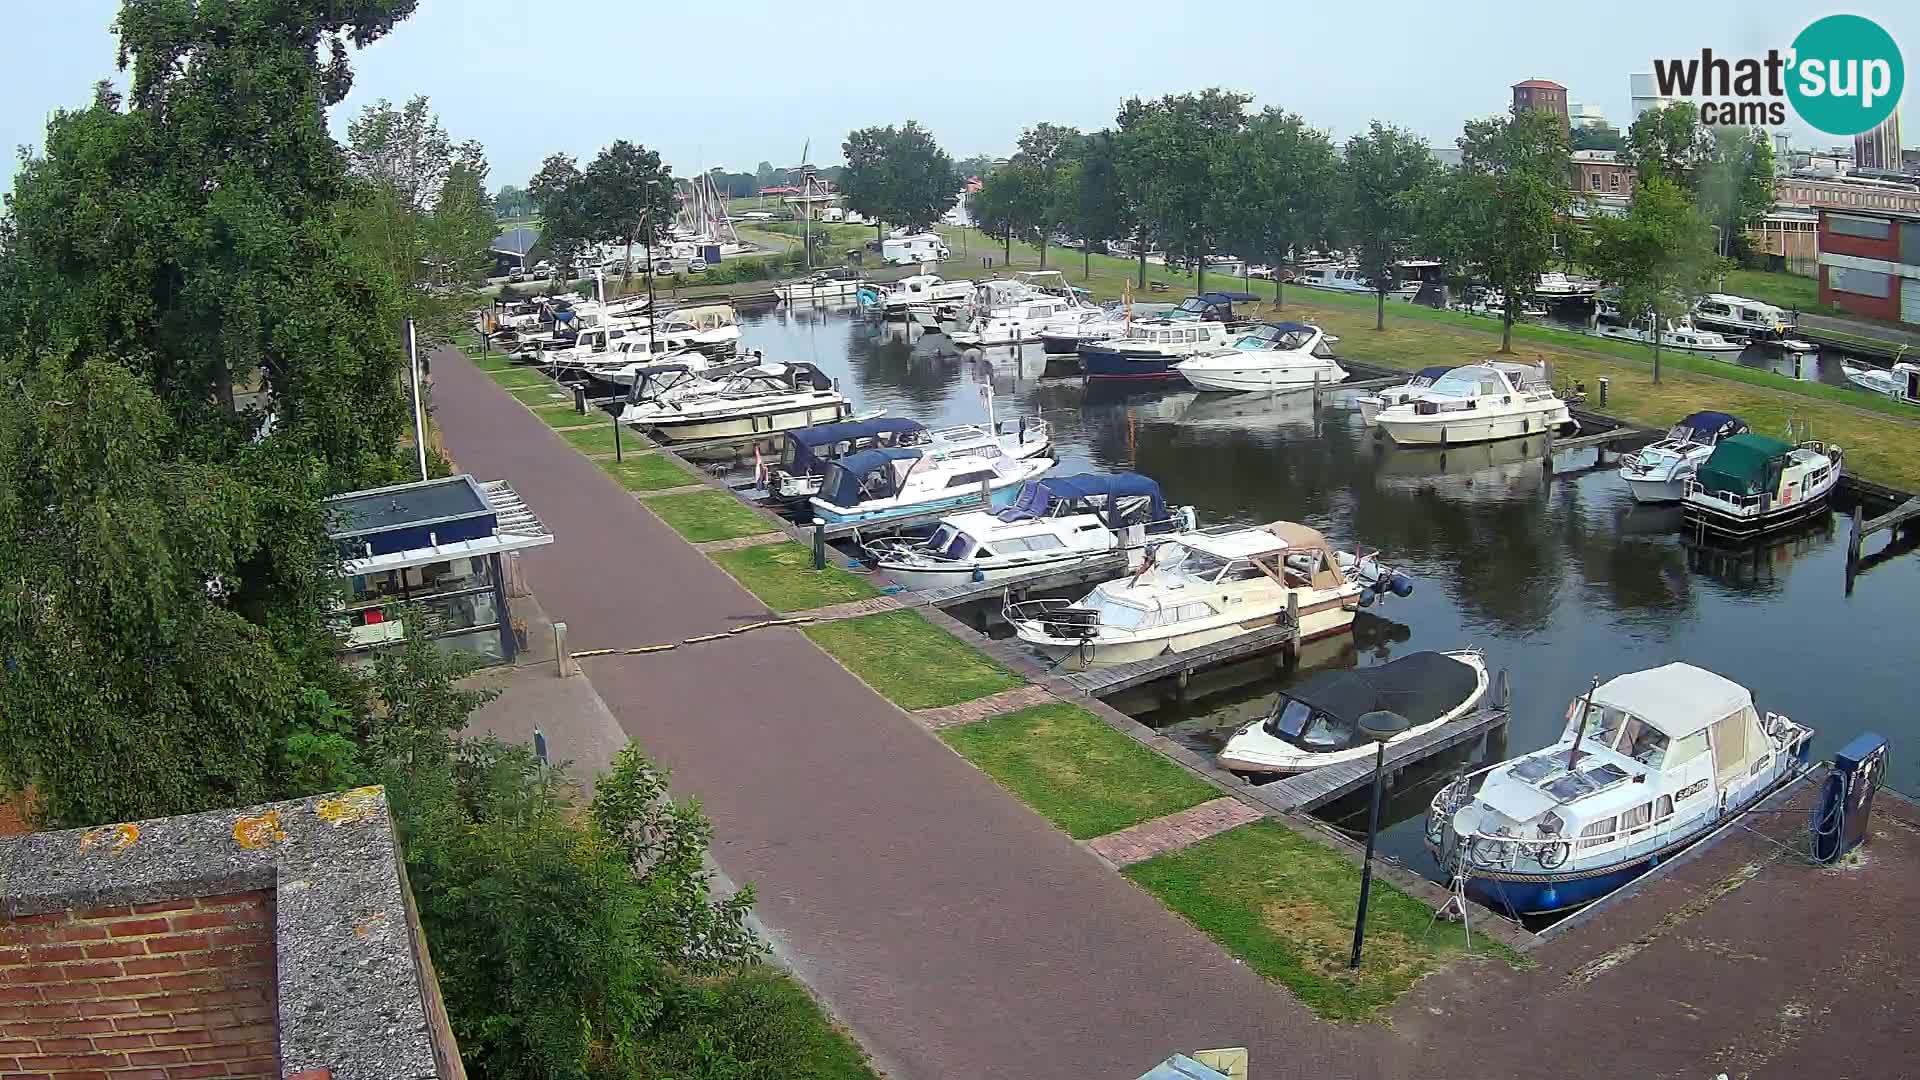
[709,542,881,612]
[1721,268,1834,316]
[538,407,602,430]
[1125,822,1519,1021]
[599,454,698,493]
[487,367,553,389]
[643,490,778,543]
[941,703,1217,839]
[643,966,880,1080]
[560,423,631,456]
[510,385,569,406]
[804,610,1021,710]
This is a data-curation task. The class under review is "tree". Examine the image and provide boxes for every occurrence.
[840,121,960,243]
[493,183,534,220]
[1217,108,1338,307]
[1570,125,1625,152]
[528,152,590,271]
[994,123,1083,268]
[1622,102,1707,184]
[582,141,674,292]
[1695,126,1775,259]
[1115,89,1249,293]
[754,160,776,188]
[347,95,453,213]
[1342,122,1438,330]
[954,153,999,180]
[1057,130,1131,280]
[970,161,1049,264]
[1588,174,1726,384]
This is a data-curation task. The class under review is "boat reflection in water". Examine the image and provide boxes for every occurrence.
[1371,432,1550,502]
[1682,516,1832,592]
[1171,389,1323,438]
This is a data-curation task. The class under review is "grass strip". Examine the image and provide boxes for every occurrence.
[561,423,636,456]
[642,490,778,543]
[538,407,603,430]
[509,384,568,405]
[488,367,555,389]
[941,703,1218,839]
[598,453,698,493]
[804,610,1020,710]
[1124,822,1519,1021]
[709,542,880,612]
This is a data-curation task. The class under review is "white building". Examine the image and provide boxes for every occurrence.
[1629,73,1672,123]
[1569,102,1609,130]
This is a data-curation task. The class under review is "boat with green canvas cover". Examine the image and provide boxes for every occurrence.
[1681,433,1843,539]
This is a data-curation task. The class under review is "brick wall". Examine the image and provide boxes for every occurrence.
[0,891,278,1080]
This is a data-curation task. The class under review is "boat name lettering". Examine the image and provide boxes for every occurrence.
[1675,779,1710,802]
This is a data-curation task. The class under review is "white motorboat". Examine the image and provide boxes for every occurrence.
[1692,293,1795,338]
[1681,433,1843,539]
[951,293,1088,347]
[620,362,852,442]
[764,406,1052,504]
[1293,264,1372,293]
[1003,521,1408,670]
[1356,365,1455,425]
[1079,320,1242,381]
[1617,411,1750,504]
[1374,362,1575,446]
[775,271,868,304]
[878,274,975,315]
[808,445,1054,525]
[1842,360,1920,406]
[1426,663,1814,915]
[1533,271,1600,299]
[1454,290,1547,320]
[1593,315,1745,356]
[1217,650,1488,777]
[864,473,1194,591]
[1174,322,1346,394]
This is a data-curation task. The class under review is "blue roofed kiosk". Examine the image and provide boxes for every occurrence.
[324,474,553,664]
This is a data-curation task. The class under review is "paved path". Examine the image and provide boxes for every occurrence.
[432,350,1370,1080]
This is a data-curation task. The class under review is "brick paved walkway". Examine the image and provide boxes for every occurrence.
[431,348,1373,1080]
[1087,799,1267,868]
[914,684,1059,730]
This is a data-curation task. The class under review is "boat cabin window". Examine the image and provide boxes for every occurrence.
[945,470,998,489]
[1173,602,1217,622]
[1654,795,1674,821]
[1578,816,1618,849]
[1425,370,1483,398]
[1155,545,1230,581]
[1082,593,1157,630]
[929,525,971,561]
[972,547,993,559]
[1620,802,1654,836]
[1265,697,1354,752]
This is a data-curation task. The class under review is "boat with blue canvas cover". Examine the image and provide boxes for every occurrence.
[1617,411,1749,504]
[864,473,1196,591]
[808,446,1054,525]
[1426,663,1814,917]
[764,411,1053,503]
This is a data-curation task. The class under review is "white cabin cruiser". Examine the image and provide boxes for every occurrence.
[865,473,1194,591]
[1533,271,1600,299]
[1293,264,1372,293]
[1217,650,1488,777]
[1617,411,1750,504]
[1004,522,1409,670]
[775,271,868,304]
[764,410,1052,504]
[1355,365,1454,425]
[620,362,852,442]
[1427,663,1814,916]
[1174,322,1346,393]
[1842,360,1920,406]
[1593,315,1744,356]
[1078,320,1241,381]
[1374,362,1575,446]
[951,293,1088,347]
[878,274,975,315]
[1037,303,1177,354]
[1681,433,1843,539]
[1454,290,1547,320]
[1692,293,1794,339]
[808,445,1054,525]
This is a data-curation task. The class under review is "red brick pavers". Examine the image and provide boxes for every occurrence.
[431,350,1374,1080]
[1088,799,1267,868]
[914,684,1059,730]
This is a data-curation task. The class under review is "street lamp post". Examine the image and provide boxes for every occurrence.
[1349,709,1410,970]
[645,179,661,362]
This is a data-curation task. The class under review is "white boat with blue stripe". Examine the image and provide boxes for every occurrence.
[808,446,1054,526]
[1426,663,1814,917]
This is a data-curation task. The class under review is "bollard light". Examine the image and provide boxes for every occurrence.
[1350,709,1410,969]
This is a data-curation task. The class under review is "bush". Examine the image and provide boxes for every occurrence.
[641,968,878,1080]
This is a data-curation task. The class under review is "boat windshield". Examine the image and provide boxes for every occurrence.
[1081,592,1158,630]
[1264,697,1352,751]
[1426,370,1494,398]
[926,525,971,561]
[1152,543,1230,581]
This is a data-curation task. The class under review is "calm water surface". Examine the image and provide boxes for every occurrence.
[740,305,1918,877]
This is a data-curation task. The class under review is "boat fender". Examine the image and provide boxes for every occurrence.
[972,566,985,583]
[1538,885,1559,910]
[1357,589,1375,608]
[1389,573,1414,597]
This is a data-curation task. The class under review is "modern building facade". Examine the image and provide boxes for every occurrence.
[1854,111,1903,172]
[326,474,552,665]
[1569,102,1609,130]
[1816,206,1920,324]
[1629,73,1673,122]
[1513,79,1569,126]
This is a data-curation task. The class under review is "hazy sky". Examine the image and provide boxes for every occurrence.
[2,1,1915,195]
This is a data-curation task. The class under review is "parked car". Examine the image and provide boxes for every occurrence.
[532,260,553,280]
[654,260,673,275]
[688,257,708,273]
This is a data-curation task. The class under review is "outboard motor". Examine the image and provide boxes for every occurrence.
[1812,732,1887,864]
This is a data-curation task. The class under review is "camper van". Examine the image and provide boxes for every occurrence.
[881,233,949,266]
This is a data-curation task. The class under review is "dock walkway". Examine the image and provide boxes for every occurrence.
[1256,710,1508,812]
[1060,622,1300,699]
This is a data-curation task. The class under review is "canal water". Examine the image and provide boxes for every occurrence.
[739,303,1917,878]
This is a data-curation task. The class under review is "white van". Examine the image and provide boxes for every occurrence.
[880,233,949,266]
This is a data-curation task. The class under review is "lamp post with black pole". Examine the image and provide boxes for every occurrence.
[1350,709,1410,970]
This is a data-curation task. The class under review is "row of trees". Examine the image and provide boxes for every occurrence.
[0,3,815,1078]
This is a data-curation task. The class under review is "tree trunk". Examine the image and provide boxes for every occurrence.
[1004,226,1012,265]
[1136,226,1147,288]
[1652,334,1663,385]
[1197,259,1206,295]
[1500,308,1514,353]
[623,227,636,296]
[1038,233,1047,269]
[1375,289,1385,331]
[1084,245,1090,280]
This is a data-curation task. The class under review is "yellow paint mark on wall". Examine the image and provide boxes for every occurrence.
[233,811,287,849]
[80,822,140,852]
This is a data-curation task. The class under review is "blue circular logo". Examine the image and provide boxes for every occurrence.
[1788,15,1904,136]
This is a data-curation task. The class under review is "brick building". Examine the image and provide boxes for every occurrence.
[1816,206,1920,324]
[1572,149,1635,199]
[0,788,462,1080]
[1512,79,1569,127]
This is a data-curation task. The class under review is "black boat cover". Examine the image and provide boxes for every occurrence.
[1275,652,1477,741]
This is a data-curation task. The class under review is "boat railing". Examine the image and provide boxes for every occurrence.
[1682,479,1765,510]
[1001,597,1102,638]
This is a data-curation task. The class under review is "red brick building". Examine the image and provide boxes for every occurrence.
[1572,150,1636,199]
[1513,79,1570,127]
[1816,206,1920,324]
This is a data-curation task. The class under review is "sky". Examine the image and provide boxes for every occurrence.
[2,1,1916,196]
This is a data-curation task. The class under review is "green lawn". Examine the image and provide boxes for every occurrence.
[538,406,603,430]
[598,453,698,492]
[640,966,880,1080]
[641,490,778,543]
[465,348,515,372]
[510,384,569,405]
[804,610,1021,710]
[560,423,634,456]
[1124,822,1518,1021]
[709,542,881,612]
[488,367,554,389]
[941,703,1218,839]
[1720,268,1836,316]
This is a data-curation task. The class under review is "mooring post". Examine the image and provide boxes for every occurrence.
[1439,425,1448,449]
[813,520,827,571]
[573,384,587,413]
[1286,590,1300,629]
[980,478,993,510]
[553,621,572,678]
[1848,503,1864,567]
[613,416,624,462]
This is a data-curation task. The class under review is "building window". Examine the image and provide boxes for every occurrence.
[1608,173,1620,192]
[1830,214,1892,240]
[1589,171,1601,190]
[1830,266,1892,298]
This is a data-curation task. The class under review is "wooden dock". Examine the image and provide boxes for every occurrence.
[1060,621,1299,699]
[910,554,1129,609]
[1848,496,1920,567]
[1255,708,1510,813]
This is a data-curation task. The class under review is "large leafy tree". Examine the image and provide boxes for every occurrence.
[493,183,534,220]
[1622,102,1708,184]
[582,140,675,291]
[971,159,1050,266]
[1695,126,1775,259]
[1056,130,1131,280]
[528,152,591,273]
[1003,123,1082,267]
[1588,174,1726,384]
[1115,89,1248,292]
[1341,121,1437,330]
[839,121,960,241]
[1218,107,1338,307]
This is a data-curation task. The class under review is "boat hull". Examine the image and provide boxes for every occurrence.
[810,478,1028,526]
[646,401,850,443]
[1623,474,1686,504]
[875,550,1107,593]
[1022,604,1354,671]
[1376,409,1571,446]
[1178,364,1346,394]
[1080,346,1182,381]
[1681,490,1832,539]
